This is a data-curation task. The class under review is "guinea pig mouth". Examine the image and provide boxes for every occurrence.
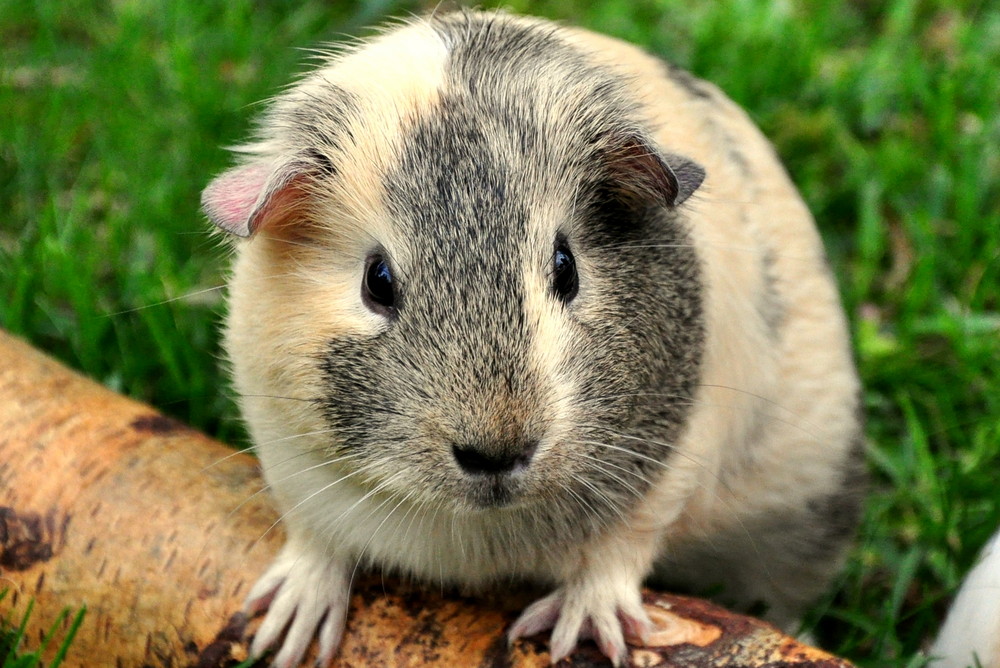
[461,475,526,509]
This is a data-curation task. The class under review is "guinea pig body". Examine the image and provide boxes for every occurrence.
[204,11,865,666]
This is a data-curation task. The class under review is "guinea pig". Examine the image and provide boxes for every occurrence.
[202,10,866,667]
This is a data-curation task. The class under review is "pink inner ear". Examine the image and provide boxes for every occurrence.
[201,163,274,237]
[605,134,679,206]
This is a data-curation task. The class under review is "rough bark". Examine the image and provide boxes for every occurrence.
[0,330,853,667]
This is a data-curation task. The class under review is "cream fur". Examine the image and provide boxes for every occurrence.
[930,528,1000,668]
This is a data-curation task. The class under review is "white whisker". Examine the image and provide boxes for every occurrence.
[349,487,414,589]
[251,458,389,554]
[225,451,363,523]
[571,449,647,498]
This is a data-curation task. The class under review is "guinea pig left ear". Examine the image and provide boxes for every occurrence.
[602,133,705,207]
[201,160,307,238]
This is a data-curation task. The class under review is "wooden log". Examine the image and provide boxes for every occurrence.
[0,330,853,667]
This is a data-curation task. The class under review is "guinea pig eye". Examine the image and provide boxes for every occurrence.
[552,239,579,303]
[363,255,396,314]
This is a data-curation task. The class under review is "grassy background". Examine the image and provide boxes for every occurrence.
[2,0,998,665]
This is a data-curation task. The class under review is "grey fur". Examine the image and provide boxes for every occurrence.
[758,247,786,336]
[661,61,714,101]
[260,83,359,174]
[316,12,705,540]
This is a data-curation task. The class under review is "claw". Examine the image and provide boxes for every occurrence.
[549,601,588,663]
[245,545,351,668]
[591,616,627,666]
[620,606,653,645]
[316,607,347,667]
[510,584,647,667]
[509,591,564,643]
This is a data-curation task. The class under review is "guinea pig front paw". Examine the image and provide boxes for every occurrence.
[244,545,352,668]
[508,583,652,666]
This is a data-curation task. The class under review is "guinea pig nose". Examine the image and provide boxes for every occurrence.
[452,440,538,475]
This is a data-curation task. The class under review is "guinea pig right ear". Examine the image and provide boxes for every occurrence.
[600,132,705,208]
[201,160,308,238]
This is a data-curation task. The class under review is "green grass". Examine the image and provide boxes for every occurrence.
[0,592,86,667]
[1,0,997,665]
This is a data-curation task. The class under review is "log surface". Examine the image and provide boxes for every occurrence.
[0,330,853,667]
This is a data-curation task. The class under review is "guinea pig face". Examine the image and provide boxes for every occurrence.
[207,15,705,531]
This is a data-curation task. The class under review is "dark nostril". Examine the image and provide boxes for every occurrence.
[452,440,538,475]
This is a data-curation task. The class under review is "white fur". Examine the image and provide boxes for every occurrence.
[930,528,1000,668]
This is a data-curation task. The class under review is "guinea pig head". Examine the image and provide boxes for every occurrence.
[203,35,705,529]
